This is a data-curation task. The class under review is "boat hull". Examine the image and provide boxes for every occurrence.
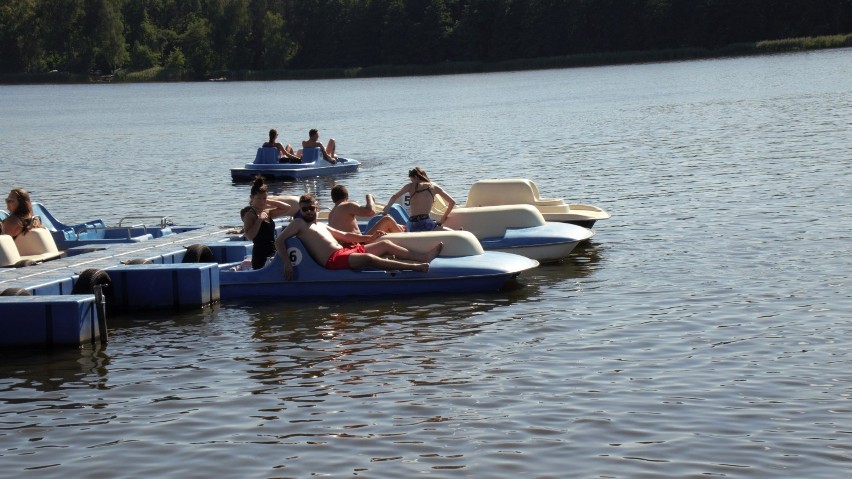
[537,204,610,228]
[230,158,359,181]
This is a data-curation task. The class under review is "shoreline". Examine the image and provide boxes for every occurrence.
[2,33,850,85]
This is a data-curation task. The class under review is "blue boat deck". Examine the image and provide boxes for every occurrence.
[0,224,230,293]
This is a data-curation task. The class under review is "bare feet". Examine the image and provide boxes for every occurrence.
[427,242,443,262]
[414,263,429,272]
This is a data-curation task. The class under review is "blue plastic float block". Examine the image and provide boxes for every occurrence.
[207,241,253,263]
[0,295,99,347]
[108,263,220,310]
[23,276,76,296]
[142,242,252,265]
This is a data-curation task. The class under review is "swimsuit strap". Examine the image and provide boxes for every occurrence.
[413,184,434,197]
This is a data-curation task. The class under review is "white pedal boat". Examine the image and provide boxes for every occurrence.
[378,203,594,263]
[447,178,610,228]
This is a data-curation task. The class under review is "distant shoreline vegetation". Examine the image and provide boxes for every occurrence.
[3,34,850,85]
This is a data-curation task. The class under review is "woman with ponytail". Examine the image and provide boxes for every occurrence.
[241,176,299,269]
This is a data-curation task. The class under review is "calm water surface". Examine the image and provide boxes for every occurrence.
[1,49,851,478]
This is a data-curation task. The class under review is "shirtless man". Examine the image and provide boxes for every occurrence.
[382,167,456,232]
[327,185,405,236]
[301,128,337,163]
[275,194,442,280]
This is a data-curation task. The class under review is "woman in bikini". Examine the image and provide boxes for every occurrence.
[382,167,456,232]
[2,188,39,239]
[241,176,299,269]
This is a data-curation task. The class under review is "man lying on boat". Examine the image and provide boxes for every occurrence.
[274,194,442,280]
[327,184,404,236]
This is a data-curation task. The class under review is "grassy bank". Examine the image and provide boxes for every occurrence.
[3,33,850,85]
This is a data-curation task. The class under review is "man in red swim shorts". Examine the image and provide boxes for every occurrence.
[325,243,366,269]
[274,194,444,281]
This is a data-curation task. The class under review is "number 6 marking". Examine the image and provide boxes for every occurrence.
[288,247,303,266]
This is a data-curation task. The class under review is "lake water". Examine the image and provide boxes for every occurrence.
[1,48,851,478]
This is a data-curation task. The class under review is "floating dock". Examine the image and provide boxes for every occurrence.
[0,224,250,348]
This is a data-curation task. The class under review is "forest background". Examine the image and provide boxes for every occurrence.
[1,0,851,83]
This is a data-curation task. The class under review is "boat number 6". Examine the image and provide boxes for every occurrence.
[287,247,303,266]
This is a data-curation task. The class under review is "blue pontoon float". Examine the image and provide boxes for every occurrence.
[230,147,359,181]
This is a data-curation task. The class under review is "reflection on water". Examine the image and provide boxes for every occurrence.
[0,347,109,395]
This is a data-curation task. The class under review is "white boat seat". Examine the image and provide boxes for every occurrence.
[443,205,545,239]
[382,231,484,257]
[5,228,64,266]
[0,235,19,267]
[466,179,566,208]
[253,147,280,164]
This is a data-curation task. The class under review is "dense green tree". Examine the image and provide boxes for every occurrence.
[180,15,214,76]
[87,0,129,72]
[260,11,297,69]
[164,45,186,70]
[0,0,850,76]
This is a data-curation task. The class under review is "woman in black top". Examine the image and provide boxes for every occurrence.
[241,177,299,269]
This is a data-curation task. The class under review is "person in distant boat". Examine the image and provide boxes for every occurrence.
[382,167,456,232]
[241,176,300,269]
[263,128,301,163]
[300,128,337,163]
[328,185,405,238]
[2,188,40,239]
[274,194,442,280]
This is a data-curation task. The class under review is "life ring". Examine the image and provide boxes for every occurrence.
[182,244,214,263]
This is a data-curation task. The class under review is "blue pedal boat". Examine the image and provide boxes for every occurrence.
[219,231,538,299]
[29,203,200,250]
[230,147,359,181]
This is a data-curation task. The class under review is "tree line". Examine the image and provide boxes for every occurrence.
[1,0,850,79]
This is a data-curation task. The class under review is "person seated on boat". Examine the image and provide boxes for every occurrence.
[263,128,301,163]
[274,194,442,280]
[299,128,337,164]
[241,176,300,269]
[382,167,456,232]
[328,185,405,238]
[2,188,41,239]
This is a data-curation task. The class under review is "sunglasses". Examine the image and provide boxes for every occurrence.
[300,205,317,212]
